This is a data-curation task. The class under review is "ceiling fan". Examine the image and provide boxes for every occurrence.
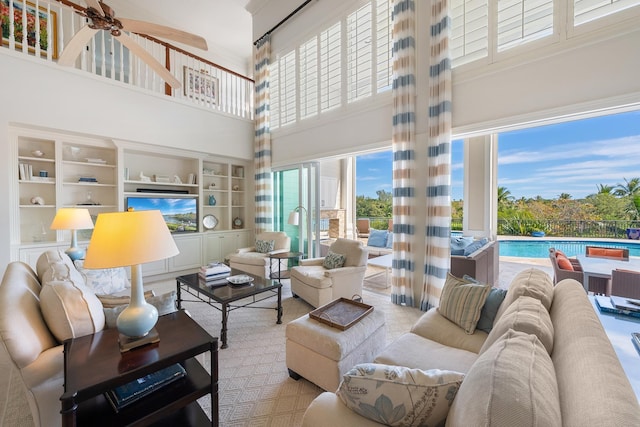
[58,0,208,89]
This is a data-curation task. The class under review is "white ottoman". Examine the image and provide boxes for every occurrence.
[286,308,386,392]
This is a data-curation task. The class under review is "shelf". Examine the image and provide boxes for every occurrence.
[125,192,199,198]
[63,160,116,168]
[19,204,56,208]
[19,180,55,184]
[125,180,198,188]
[64,182,117,187]
[18,156,55,163]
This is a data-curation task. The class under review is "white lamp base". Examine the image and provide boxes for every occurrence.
[117,264,158,346]
[65,229,85,261]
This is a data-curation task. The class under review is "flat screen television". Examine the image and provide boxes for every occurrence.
[126,196,198,233]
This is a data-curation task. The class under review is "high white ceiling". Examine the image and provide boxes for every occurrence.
[98,0,254,76]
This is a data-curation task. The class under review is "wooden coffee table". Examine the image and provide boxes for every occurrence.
[176,270,282,349]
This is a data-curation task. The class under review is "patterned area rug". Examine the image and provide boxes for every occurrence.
[0,279,422,427]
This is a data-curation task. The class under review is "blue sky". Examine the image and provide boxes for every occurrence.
[356,110,640,200]
[126,197,197,215]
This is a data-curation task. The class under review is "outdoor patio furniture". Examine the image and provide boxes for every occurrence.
[585,246,629,261]
[549,248,583,285]
[610,269,640,299]
[356,218,371,238]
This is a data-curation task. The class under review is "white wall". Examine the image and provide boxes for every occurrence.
[0,51,254,270]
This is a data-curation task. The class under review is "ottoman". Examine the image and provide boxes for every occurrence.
[286,308,386,392]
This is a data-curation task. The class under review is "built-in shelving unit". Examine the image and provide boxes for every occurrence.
[10,126,254,277]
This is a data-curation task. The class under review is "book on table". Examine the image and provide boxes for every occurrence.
[595,296,640,319]
[105,363,186,412]
[610,295,640,313]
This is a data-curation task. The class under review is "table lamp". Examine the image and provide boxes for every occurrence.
[84,210,179,351]
[50,208,95,261]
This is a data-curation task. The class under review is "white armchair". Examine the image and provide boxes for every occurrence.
[228,231,291,278]
[290,238,369,308]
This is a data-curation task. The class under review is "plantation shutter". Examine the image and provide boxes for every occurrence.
[319,22,342,112]
[347,3,373,103]
[574,0,640,25]
[451,0,489,66]
[497,0,554,51]
[279,51,297,126]
[299,37,318,119]
[269,61,280,130]
[376,0,392,92]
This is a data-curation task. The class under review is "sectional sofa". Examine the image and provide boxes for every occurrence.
[302,268,640,426]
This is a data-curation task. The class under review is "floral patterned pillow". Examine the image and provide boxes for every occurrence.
[255,239,275,253]
[337,363,464,426]
[73,260,130,295]
[323,251,346,269]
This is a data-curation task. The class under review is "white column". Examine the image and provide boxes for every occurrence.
[463,135,498,240]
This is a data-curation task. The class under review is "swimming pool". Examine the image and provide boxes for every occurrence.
[499,239,640,258]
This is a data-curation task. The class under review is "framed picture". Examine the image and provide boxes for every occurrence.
[1,0,58,58]
[183,66,218,104]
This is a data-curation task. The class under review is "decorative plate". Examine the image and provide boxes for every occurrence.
[226,274,254,285]
[203,214,218,230]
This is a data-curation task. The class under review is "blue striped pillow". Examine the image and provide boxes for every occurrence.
[438,274,491,334]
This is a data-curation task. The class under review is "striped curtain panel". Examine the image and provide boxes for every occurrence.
[390,0,417,307]
[254,35,273,233]
[420,0,452,311]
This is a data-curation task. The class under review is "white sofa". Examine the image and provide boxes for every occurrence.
[228,231,291,278]
[302,269,640,426]
[290,238,369,308]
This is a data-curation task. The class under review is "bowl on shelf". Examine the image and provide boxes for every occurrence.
[31,150,44,157]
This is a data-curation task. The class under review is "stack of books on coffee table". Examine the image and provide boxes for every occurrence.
[199,262,231,281]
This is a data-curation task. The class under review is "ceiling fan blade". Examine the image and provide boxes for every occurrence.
[58,25,99,67]
[117,32,181,89]
[120,18,208,51]
[84,0,104,16]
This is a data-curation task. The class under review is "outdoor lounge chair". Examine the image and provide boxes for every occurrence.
[610,269,640,299]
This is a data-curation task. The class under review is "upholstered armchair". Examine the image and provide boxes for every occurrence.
[229,231,291,278]
[290,238,369,308]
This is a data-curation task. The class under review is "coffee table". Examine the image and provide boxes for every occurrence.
[176,270,282,349]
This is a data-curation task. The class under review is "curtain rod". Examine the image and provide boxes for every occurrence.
[253,0,315,45]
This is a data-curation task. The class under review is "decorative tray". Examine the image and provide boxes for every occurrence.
[309,298,373,330]
[226,274,254,285]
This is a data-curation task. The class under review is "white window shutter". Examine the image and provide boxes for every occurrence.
[347,3,373,103]
[497,0,554,51]
[299,37,318,119]
[320,22,342,112]
[574,0,640,25]
[451,0,489,66]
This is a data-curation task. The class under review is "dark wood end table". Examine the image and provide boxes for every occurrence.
[61,310,218,427]
[269,251,303,281]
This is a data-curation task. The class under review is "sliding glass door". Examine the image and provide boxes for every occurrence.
[273,163,320,258]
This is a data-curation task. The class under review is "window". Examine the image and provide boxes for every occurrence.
[451,0,489,66]
[497,0,554,51]
[574,0,640,25]
[320,22,342,112]
[376,0,392,92]
[299,37,318,119]
[270,50,297,129]
[347,3,373,103]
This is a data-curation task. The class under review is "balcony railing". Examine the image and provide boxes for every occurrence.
[1,0,254,119]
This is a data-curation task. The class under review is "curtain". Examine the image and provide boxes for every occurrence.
[420,0,452,311]
[254,35,273,233]
[390,0,416,307]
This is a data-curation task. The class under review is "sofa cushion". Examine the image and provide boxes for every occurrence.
[337,363,464,427]
[480,296,554,355]
[463,238,488,256]
[450,236,475,255]
[40,279,105,342]
[73,259,130,295]
[438,274,490,334]
[410,309,488,354]
[446,329,562,427]
[103,291,177,328]
[323,251,346,269]
[476,287,507,333]
[495,268,554,321]
[367,229,388,248]
[255,239,275,253]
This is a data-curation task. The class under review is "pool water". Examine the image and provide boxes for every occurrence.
[499,240,640,258]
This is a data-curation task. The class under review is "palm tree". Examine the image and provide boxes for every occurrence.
[497,187,514,205]
[596,184,614,194]
[614,177,640,197]
[558,193,572,200]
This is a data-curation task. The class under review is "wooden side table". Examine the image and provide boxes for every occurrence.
[61,310,218,426]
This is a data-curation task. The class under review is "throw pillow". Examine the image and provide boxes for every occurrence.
[476,287,508,333]
[438,273,491,334]
[385,232,394,249]
[447,330,562,427]
[336,363,464,427]
[367,229,388,248]
[323,251,346,269]
[255,239,275,254]
[103,291,178,329]
[556,256,574,271]
[480,296,554,355]
[40,279,106,342]
[74,259,130,295]
[450,236,475,255]
[463,237,488,256]
[97,290,156,308]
